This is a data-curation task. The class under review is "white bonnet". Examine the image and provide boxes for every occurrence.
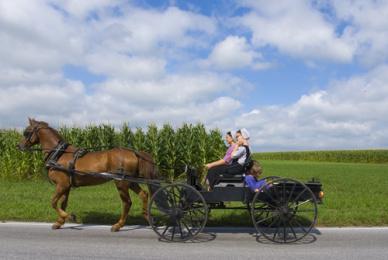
[240,128,250,140]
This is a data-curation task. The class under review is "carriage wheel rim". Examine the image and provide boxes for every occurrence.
[148,183,208,242]
[251,178,318,244]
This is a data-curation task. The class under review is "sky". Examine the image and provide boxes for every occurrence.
[1,0,388,151]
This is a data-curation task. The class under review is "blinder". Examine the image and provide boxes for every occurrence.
[23,125,41,145]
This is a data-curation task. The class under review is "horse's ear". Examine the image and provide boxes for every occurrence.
[29,118,38,125]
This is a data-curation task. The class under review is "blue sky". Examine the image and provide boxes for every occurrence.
[0,0,387,151]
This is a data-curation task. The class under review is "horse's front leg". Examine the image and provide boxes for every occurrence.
[112,180,132,232]
[51,185,71,230]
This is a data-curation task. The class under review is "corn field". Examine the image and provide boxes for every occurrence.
[0,124,226,181]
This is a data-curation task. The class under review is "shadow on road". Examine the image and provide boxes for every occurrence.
[157,232,217,244]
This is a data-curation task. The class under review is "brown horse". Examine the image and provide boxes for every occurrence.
[18,118,157,232]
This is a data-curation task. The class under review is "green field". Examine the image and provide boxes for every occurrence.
[1,160,387,227]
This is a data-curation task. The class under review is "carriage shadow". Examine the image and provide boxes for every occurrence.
[157,232,217,243]
[254,227,321,245]
[62,212,321,245]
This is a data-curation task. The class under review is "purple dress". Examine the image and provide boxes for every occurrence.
[223,144,236,164]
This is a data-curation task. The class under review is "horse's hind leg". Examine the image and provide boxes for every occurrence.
[129,183,149,220]
[112,180,132,232]
[51,185,71,230]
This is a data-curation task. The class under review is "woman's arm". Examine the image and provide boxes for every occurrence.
[206,159,226,169]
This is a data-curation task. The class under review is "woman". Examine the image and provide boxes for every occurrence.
[205,131,236,170]
[206,130,250,191]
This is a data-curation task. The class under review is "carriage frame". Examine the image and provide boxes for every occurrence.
[100,165,324,244]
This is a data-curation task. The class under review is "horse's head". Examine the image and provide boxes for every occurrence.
[18,118,49,150]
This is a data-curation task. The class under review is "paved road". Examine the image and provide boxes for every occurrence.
[0,222,387,260]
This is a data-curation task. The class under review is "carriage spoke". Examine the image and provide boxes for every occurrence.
[255,211,280,225]
[161,225,170,236]
[271,184,282,203]
[272,217,281,241]
[293,187,307,202]
[181,220,194,237]
[290,224,297,240]
[261,187,279,207]
[292,217,309,234]
[286,182,296,204]
[171,225,176,241]
[288,199,312,209]
[177,220,184,239]
[282,218,287,243]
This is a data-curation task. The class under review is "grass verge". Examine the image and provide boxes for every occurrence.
[1,160,387,226]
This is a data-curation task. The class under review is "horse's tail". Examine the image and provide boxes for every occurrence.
[136,151,159,196]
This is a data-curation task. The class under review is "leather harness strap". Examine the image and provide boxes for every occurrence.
[45,142,88,188]
[67,148,88,187]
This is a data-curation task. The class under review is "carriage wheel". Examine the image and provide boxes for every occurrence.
[251,178,318,243]
[148,183,208,242]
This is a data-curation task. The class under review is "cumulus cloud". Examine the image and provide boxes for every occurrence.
[331,0,388,66]
[236,65,388,151]
[0,1,231,129]
[1,0,388,152]
[206,36,272,70]
[237,0,355,63]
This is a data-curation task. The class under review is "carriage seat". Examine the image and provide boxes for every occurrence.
[214,158,253,188]
[215,173,245,188]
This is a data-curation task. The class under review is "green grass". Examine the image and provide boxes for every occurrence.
[253,150,388,163]
[1,160,388,226]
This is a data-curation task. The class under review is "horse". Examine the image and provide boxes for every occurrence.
[17,118,157,232]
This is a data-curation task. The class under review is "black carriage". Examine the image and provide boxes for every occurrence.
[147,166,324,244]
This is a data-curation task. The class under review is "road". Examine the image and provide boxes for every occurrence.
[0,222,387,260]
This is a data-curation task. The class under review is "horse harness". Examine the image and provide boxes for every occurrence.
[45,140,87,187]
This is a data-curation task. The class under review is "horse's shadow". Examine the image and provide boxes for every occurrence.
[63,211,148,230]
[83,211,148,225]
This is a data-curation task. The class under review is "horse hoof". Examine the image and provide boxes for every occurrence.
[111,225,120,232]
[52,223,62,230]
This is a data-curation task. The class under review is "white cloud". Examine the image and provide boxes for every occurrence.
[236,65,388,151]
[0,80,86,127]
[206,36,271,70]
[1,0,388,152]
[331,0,388,66]
[87,6,216,55]
[237,0,355,63]
[85,52,166,80]
[52,0,115,19]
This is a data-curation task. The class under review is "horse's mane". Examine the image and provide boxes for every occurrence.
[36,120,64,141]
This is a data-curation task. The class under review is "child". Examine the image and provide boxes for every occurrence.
[244,160,267,192]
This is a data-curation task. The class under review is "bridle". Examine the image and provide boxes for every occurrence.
[22,125,43,147]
